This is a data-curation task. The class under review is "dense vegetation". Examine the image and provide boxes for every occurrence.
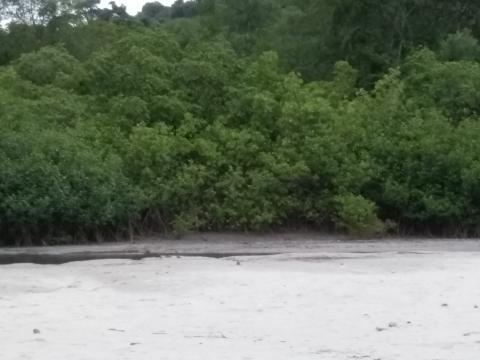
[2,0,480,245]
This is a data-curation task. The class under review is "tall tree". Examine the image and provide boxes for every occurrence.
[0,0,74,24]
[138,2,171,24]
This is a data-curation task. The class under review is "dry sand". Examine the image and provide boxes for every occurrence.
[1,249,480,359]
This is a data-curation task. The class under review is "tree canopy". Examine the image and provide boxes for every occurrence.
[2,0,480,245]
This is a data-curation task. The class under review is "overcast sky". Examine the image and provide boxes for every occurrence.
[100,0,175,15]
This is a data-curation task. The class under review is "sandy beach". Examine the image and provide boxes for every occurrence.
[2,243,480,359]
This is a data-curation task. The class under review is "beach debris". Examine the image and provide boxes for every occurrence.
[463,332,480,337]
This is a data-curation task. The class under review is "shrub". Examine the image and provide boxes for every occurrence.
[334,194,384,237]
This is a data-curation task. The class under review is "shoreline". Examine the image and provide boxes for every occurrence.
[1,232,480,265]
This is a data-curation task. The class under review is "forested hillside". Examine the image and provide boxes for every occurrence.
[2,0,480,245]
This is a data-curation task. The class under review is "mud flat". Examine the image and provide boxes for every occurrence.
[2,233,480,264]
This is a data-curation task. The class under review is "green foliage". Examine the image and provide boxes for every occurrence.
[403,49,480,121]
[139,2,171,24]
[15,45,86,88]
[334,194,384,237]
[0,123,137,245]
[438,30,480,62]
[3,1,480,244]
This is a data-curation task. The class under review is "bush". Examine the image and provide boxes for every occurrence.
[4,22,480,244]
[334,194,384,237]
